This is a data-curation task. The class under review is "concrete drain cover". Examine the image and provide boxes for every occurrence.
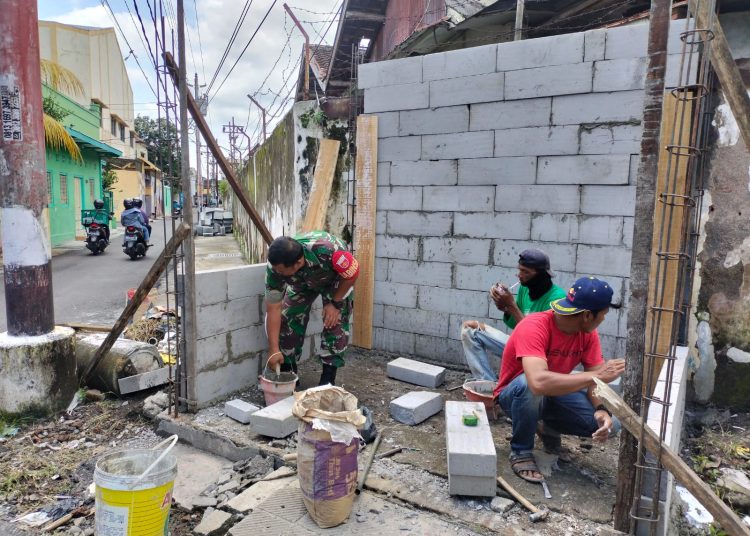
[206,252,242,258]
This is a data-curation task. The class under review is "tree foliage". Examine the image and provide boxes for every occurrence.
[40,59,82,162]
[134,115,182,185]
[102,163,118,191]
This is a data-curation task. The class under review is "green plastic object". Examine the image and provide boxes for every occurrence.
[462,413,479,426]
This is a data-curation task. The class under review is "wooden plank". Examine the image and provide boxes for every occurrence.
[118,367,170,395]
[645,93,694,390]
[352,115,378,349]
[301,138,341,233]
[80,222,191,384]
[594,379,750,536]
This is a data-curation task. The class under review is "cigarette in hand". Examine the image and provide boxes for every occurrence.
[508,282,519,292]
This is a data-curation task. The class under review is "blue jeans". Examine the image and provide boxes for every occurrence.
[461,324,509,382]
[497,373,621,454]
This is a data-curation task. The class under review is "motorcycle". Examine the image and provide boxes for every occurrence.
[81,208,112,255]
[123,226,148,260]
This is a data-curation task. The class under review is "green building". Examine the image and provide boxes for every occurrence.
[44,84,121,246]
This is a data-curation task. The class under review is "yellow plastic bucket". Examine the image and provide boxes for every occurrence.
[95,435,178,536]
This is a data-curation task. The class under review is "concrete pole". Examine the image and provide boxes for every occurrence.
[0,0,76,415]
[514,0,525,40]
[177,0,199,411]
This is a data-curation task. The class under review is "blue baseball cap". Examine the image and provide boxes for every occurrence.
[551,276,615,315]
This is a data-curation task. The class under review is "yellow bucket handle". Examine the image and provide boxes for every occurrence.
[129,434,178,489]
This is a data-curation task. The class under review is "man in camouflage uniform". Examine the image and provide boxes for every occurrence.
[265,231,359,386]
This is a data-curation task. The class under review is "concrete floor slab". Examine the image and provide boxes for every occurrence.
[171,442,234,511]
[226,476,297,513]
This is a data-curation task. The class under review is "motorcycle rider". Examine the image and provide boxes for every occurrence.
[133,198,152,238]
[120,198,150,244]
[92,198,111,243]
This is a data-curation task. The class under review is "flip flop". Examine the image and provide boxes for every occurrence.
[510,453,545,483]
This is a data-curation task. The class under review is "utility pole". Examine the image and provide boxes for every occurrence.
[176,0,199,412]
[514,0,525,40]
[284,3,310,100]
[191,73,206,215]
[223,117,247,171]
[247,94,267,143]
[613,0,672,531]
[0,0,76,414]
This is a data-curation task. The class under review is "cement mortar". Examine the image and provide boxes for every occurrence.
[0,326,77,415]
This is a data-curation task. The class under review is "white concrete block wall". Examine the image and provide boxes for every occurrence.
[190,264,322,408]
[359,20,694,365]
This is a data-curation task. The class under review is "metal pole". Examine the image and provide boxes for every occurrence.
[514,0,525,40]
[284,3,310,100]
[176,0,199,411]
[613,0,672,531]
[0,0,55,336]
[247,94,267,143]
[194,72,202,216]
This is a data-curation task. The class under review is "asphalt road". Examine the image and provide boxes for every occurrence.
[0,219,174,332]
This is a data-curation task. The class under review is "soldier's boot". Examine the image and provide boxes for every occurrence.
[319,364,337,386]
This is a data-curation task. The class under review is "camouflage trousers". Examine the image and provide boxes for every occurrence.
[279,286,353,368]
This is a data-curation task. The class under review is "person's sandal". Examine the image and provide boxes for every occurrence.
[536,424,573,463]
[509,453,545,483]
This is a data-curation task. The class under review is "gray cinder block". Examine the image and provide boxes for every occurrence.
[248,396,298,438]
[429,72,504,107]
[497,32,584,71]
[225,399,260,424]
[505,62,593,100]
[383,305,450,338]
[387,357,447,388]
[448,474,498,497]
[364,82,429,113]
[445,401,497,477]
[390,391,444,425]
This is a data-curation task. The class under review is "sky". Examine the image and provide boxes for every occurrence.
[38,0,341,169]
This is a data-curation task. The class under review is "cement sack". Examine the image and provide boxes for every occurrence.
[293,386,365,528]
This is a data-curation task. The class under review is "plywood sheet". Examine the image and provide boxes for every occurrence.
[301,138,340,233]
[352,116,378,349]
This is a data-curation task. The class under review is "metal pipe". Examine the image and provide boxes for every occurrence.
[356,433,382,495]
[0,0,55,336]
[283,3,310,101]
[247,94,267,143]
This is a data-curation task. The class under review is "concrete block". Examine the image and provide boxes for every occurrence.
[374,281,418,308]
[376,211,387,234]
[391,160,457,186]
[531,213,580,243]
[458,157,536,186]
[196,333,229,370]
[195,270,228,306]
[197,296,260,339]
[449,474,498,497]
[422,131,494,161]
[576,245,632,277]
[629,154,639,184]
[423,43,497,81]
[376,112,399,138]
[497,32,584,70]
[471,98,552,132]
[423,237,491,264]
[579,123,643,155]
[446,401,497,478]
[375,235,419,260]
[378,161,391,186]
[387,259,453,288]
[599,335,627,360]
[552,90,644,125]
[454,212,531,240]
[604,22,648,59]
[378,136,421,162]
[387,211,452,237]
[226,265,266,301]
[373,327,416,354]
[195,509,233,535]
[495,240,577,272]
[248,396,298,438]
[229,324,267,357]
[418,286,490,317]
[584,28,606,62]
[415,335,465,365]
[225,399,260,424]
[383,305,450,338]
[581,185,636,216]
[373,303,385,328]
[400,106,469,136]
[359,56,423,89]
[578,216,624,245]
[377,186,422,211]
[455,264,515,292]
[593,57,647,92]
[505,62,593,100]
[495,185,580,214]
[375,256,388,281]
[193,357,260,408]
[364,82,429,113]
[387,357,446,388]
[537,155,631,185]
[118,367,170,395]
[429,72,504,107]
[622,217,634,247]
[666,52,699,88]
[390,391,444,425]
[422,185,495,212]
[494,126,578,157]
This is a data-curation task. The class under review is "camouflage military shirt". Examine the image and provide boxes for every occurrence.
[264,231,349,304]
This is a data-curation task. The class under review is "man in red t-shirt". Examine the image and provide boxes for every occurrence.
[495,276,626,483]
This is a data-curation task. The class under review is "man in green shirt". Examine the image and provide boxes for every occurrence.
[461,249,567,381]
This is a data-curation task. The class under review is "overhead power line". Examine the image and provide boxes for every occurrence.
[206,0,254,94]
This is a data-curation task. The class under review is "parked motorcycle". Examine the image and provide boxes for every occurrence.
[81,200,112,255]
[123,226,148,260]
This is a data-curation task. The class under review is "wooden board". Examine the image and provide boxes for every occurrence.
[352,116,378,349]
[645,92,694,391]
[301,138,340,232]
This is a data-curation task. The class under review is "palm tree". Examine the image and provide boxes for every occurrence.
[40,59,83,162]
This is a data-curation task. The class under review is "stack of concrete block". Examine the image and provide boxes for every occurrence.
[390,391,443,425]
[248,396,298,438]
[445,401,497,497]
[387,357,446,387]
